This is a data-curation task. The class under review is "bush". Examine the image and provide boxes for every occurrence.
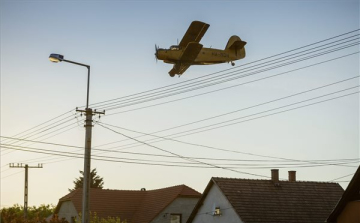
[75,212,125,223]
[0,204,65,223]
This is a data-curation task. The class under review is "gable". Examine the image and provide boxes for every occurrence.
[150,197,200,223]
[191,183,243,223]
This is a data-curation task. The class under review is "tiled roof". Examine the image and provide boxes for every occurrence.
[55,185,201,223]
[327,165,360,222]
[188,177,344,223]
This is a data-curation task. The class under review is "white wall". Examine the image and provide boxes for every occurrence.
[151,197,199,223]
[57,201,78,223]
[192,184,243,223]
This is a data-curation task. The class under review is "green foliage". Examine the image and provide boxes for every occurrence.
[0,204,64,223]
[69,168,104,192]
[75,212,126,223]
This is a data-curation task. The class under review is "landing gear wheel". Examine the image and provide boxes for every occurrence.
[231,62,235,66]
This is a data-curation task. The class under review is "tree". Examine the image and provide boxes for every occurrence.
[0,204,60,223]
[69,168,104,192]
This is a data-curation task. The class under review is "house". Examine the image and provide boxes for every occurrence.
[327,165,360,223]
[187,169,344,223]
[54,184,201,223]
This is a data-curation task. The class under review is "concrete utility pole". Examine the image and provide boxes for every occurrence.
[49,54,105,223]
[9,163,43,219]
[75,107,104,223]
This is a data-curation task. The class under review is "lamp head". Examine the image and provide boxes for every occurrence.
[49,54,64,63]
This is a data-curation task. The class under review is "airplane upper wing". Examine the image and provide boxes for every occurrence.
[179,21,210,49]
[168,42,203,76]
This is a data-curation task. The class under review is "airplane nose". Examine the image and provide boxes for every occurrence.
[155,44,159,59]
[154,44,158,63]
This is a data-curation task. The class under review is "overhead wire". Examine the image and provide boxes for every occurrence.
[5,143,358,168]
[7,77,357,168]
[1,119,82,157]
[95,124,274,179]
[0,109,73,144]
[98,37,359,110]
[104,76,359,140]
[87,29,359,109]
[2,30,358,177]
[1,136,358,165]
[2,89,357,178]
[9,76,357,166]
[105,50,359,115]
[96,86,359,153]
[2,137,358,167]
[330,172,357,181]
[0,112,80,157]
[95,92,359,168]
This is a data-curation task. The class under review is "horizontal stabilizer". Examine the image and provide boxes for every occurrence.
[225,35,247,50]
[229,40,247,50]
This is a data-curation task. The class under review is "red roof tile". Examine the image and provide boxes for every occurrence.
[55,185,201,223]
[188,177,344,223]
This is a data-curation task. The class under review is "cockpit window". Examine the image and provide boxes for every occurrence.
[170,45,180,50]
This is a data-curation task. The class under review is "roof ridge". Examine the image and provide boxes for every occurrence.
[212,177,341,184]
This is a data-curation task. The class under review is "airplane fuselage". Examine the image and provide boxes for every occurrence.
[157,47,245,65]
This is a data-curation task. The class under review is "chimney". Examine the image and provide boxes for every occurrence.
[271,169,279,184]
[288,171,296,182]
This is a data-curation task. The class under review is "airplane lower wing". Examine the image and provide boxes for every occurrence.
[169,64,190,77]
[168,42,203,77]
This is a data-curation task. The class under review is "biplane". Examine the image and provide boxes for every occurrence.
[155,21,247,77]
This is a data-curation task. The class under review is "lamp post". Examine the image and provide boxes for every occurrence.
[49,54,104,223]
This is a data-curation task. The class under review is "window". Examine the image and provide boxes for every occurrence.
[213,207,221,216]
[170,45,180,50]
[170,214,181,223]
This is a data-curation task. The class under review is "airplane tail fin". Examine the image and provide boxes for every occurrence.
[225,35,246,59]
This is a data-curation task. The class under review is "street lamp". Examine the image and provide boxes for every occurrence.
[49,53,104,223]
[49,54,90,108]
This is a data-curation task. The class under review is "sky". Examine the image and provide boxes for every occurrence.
[1,0,359,208]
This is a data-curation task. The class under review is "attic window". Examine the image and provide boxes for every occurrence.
[170,214,181,223]
[213,207,221,216]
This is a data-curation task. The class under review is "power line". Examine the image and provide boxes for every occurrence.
[105,52,359,116]
[5,143,357,168]
[1,122,81,157]
[99,37,359,111]
[2,136,358,167]
[5,89,357,173]
[1,113,81,157]
[4,32,356,170]
[97,88,359,154]
[18,82,356,169]
[330,172,357,181]
[87,29,359,109]
[0,109,73,144]
[104,76,359,143]
[96,124,275,179]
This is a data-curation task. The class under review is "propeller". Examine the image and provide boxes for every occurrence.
[154,44,159,63]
